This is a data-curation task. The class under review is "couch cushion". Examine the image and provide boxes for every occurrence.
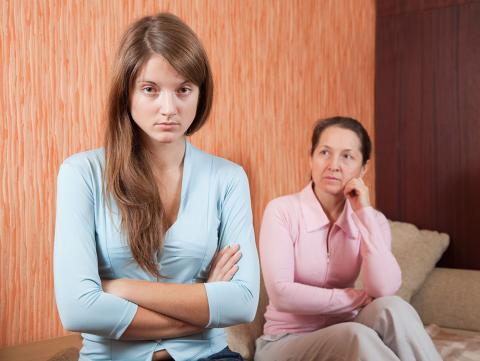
[389,221,449,301]
[412,268,480,331]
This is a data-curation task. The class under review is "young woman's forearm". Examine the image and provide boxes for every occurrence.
[104,246,243,327]
[107,279,210,326]
[121,305,203,340]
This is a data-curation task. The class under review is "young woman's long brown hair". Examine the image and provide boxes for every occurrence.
[104,13,213,278]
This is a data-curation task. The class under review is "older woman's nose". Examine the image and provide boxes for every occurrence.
[327,156,340,171]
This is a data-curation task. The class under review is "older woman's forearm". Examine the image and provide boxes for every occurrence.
[353,207,402,297]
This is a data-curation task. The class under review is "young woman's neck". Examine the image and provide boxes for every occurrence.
[312,184,345,223]
[145,137,186,171]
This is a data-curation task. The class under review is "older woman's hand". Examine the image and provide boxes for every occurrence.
[344,177,371,211]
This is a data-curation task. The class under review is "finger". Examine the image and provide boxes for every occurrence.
[343,177,357,190]
[344,183,357,198]
[215,244,239,269]
[221,250,242,274]
[223,264,239,281]
[209,245,230,270]
[214,250,241,281]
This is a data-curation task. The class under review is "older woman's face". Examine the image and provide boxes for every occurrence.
[130,54,199,146]
[310,126,366,197]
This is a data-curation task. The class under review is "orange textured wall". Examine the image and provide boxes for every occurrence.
[0,0,375,347]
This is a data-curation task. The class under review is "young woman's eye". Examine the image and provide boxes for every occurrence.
[343,153,354,160]
[177,86,192,95]
[142,86,156,94]
[319,149,329,156]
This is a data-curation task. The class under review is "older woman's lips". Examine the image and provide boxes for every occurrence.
[324,176,340,181]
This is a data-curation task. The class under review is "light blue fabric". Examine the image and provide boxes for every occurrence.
[54,141,260,361]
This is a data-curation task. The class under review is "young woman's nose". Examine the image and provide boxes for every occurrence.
[158,90,177,117]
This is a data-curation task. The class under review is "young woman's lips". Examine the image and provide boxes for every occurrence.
[154,122,180,130]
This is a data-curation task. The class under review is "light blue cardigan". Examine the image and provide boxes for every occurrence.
[54,141,260,361]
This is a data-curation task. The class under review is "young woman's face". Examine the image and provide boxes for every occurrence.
[310,126,366,197]
[130,54,200,146]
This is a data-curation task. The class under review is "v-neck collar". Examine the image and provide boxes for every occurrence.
[165,139,192,234]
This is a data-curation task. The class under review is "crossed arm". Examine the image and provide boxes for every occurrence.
[105,245,242,340]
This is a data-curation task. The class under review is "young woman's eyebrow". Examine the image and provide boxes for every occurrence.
[135,79,191,86]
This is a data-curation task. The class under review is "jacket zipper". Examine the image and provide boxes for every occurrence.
[323,225,333,284]
[326,225,333,264]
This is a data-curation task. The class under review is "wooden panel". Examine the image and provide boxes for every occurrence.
[377,0,478,16]
[0,0,375,346]
[375,1,480,269]
[457,2,480,268]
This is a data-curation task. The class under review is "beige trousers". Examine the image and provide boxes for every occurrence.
[254,296,442,361]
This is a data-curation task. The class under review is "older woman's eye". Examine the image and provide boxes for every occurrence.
[319,149,329,156]
[343,153,354,160]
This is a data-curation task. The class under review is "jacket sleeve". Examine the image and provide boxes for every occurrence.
[204,166,260,328]
[54,161,137,339]
[353,207,402,297]
[260,200,370,316]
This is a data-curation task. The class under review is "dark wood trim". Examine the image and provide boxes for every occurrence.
[375,1,480,269]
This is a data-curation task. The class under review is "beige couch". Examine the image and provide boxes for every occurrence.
[1,222,479,361]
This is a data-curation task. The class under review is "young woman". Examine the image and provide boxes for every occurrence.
[54,13,259,361]
[255,117,441,361]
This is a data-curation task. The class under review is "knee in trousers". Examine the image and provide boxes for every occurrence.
[335,322,379,344]
[372,295,412,314]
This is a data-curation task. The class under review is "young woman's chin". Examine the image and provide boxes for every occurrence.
[145,131,185,145]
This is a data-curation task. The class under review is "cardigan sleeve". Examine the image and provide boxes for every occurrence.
[204,166,260,328]
[54,161,137,339]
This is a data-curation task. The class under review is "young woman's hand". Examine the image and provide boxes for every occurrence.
[207,244,241,282]
[344,177,371,211]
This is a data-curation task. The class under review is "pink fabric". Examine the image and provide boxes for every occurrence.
[260,183,402,335]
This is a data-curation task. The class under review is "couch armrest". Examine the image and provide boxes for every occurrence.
[0,335,81,361]
[411,267,480,332]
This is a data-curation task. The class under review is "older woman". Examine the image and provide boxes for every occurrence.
[255,117,441,361]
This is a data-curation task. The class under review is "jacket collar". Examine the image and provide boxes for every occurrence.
[299,182,358,238]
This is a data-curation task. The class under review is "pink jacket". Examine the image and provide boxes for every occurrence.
[260,183,402,335]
